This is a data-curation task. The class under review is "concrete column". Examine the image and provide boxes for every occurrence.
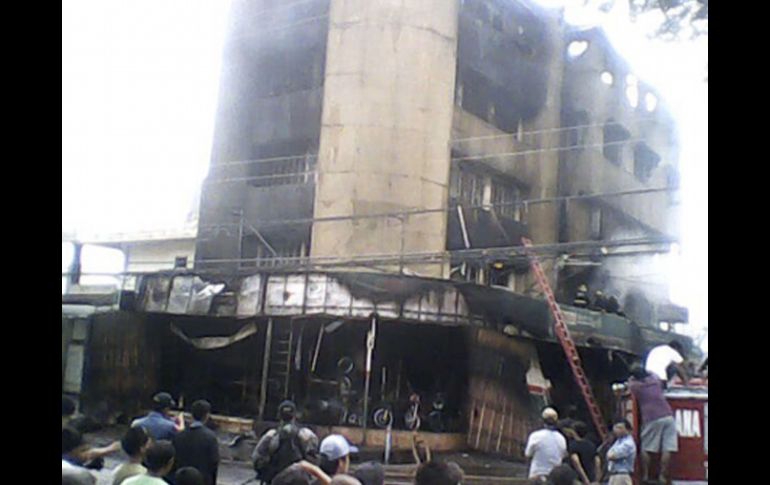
[311,0,460,277]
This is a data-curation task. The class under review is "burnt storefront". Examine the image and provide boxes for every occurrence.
[67,270,693,460]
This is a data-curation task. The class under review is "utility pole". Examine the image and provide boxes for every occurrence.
[362,313,378,444]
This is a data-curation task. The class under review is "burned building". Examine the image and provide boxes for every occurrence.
[63,0,692,461]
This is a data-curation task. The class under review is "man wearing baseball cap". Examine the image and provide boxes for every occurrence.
[132,392,185,441]
[525,407,567,482]
[319,434,359,477]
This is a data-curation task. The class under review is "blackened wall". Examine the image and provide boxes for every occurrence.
[196,0,331,270]
[81,312,162,419]
[455,0,550,133]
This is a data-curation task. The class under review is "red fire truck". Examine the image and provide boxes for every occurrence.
[618,382,708,484]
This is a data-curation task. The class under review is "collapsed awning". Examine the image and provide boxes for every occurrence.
[170,321,258,350]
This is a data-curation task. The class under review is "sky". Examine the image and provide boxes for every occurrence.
[61,0,707,350]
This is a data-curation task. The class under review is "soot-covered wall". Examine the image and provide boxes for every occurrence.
[456,0,551,133]
[197,0,331,269]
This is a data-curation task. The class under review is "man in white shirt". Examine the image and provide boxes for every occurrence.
[123,441,176,485]
[645,340,689,386]
[525,407,567,481]
[62,427,96,485]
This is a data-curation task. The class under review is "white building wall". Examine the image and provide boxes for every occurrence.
[125,239,196,273]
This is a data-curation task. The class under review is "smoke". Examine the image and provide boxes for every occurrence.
[589,228,671,308]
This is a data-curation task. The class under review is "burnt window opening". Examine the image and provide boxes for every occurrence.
[633,142,661,182]
[450,262,483,284]
[247,155,316,188]
[457,69,490,122]
[625,74,639,108]
[626,86,639,108]
[567,40,589,58]
[603,120,631,165]
[491,182,521,220]
[487,102,496,124]
[450,167,485,208]
[240,236,306,269]
[488,264,512,287]
[450,166,524,220]
[174,256,188,269]
[590,207,603,240]
[565,111,590,148]
[645,92,658,112]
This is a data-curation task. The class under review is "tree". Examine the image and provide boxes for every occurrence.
[587,0,708,40]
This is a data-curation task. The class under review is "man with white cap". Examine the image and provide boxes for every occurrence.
[319,434,359,478]
[525,407,567,482]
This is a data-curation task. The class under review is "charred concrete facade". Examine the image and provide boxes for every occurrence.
[196,0,680,322]
[555,26,680,324]
[197,0,331,269]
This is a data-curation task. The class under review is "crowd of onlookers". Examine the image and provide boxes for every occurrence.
[62,394,464,485]
[524,340,704,485]
[63,340,703,485]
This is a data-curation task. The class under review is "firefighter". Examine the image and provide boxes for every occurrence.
[589,290,609,312]
[573,284,590,308]
[605,294,621,315]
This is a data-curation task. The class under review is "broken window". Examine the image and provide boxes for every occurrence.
[603,119,631,165]
[241,236,306,269]
[625,75,639,108]
[645,92,658,112]
[567,40,589,58]
[452,166,523,219]
[565,110,590,148]
[491,182,521,220]
[590,207,603,240]
[247,155,315,188]
[451,168,485,208]
[488,265,510,287]
[633,142,661,182]
[487,102,496,124]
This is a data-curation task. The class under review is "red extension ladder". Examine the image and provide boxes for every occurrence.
[521,237,609,443]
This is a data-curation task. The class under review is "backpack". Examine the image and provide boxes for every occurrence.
[255,424,305,483]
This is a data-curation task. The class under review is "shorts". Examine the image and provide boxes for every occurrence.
[641,415,678,453]
[609,474,633,485]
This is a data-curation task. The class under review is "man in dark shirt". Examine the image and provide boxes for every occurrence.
[547,464,579,485]
[568,422,600,485]
[172,400,220,485]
